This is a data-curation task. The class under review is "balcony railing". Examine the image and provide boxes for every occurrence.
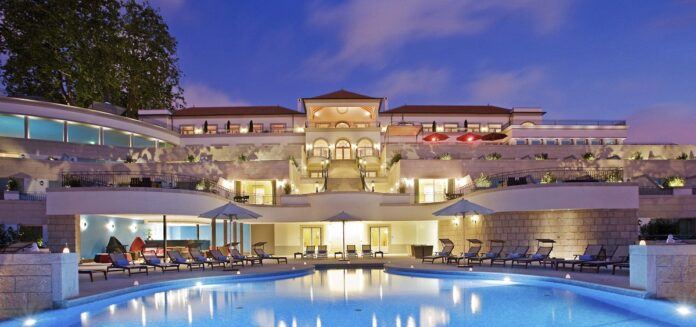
[59,171,235,200]
[537,120,627,126]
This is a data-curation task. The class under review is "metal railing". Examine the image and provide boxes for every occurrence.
[19,192,47,201]
[537,120,627,126]
[59,171,235,200]
[639,187,674,196]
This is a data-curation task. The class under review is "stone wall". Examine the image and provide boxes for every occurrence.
[0,253,78,319]
[46,215,80,255]
[630,244,696,300]
[438,209,639,259]
[0,200,47,226]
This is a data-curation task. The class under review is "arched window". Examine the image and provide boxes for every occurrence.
[335,122,350,128]
[357,138,374,157]
[335,139,352,160]
[312,139,329,157]
[521,121,535,127]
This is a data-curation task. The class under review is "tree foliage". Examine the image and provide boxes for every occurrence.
[0,0,184,117]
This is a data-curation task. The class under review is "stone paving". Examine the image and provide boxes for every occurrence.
[76,255,632,299]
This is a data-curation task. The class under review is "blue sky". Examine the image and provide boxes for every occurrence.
[153,0,696,143]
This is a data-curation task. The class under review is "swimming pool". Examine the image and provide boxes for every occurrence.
[2,268,694,326]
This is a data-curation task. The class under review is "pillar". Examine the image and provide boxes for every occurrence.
[47,215,80,257]
[223,219,228,245]
[211,218,217,250]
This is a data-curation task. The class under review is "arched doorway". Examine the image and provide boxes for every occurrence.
[335,139,352,160]
[356,138,374,157]
[312,139,329,158]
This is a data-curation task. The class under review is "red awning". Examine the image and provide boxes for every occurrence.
[481,132,508,141]
[423,133,449,142]
[456,133,481,142]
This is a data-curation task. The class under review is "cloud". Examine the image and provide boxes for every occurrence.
[306,0,571,74]
[374,67,451,99]
[182,83,248,107]
[627,104,696,145]
[466,67,547,105]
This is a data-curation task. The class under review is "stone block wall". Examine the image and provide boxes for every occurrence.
[438,209,639,259]
[630,245,696,300]
[0,253,78,319]
[46,215,80,255]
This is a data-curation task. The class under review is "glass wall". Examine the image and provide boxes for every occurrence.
[28,116,63,141]
[132,134,156,148]
[103,129,130,147]
[418,179,448,203]
[0,114,25,138]
[67,123,100,144]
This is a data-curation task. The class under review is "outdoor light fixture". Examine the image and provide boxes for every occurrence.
[469,214,480,224]
[130,223,138,233]
[452,217,460,226]
[639,240,647,246]
[80,219,88,231]
[106,222,115,232]
[23,318,37,326]
[62,243,70,253]
[565,273,571,279]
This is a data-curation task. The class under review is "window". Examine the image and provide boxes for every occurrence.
[560,139,573,145]
[28,117,63,142]
[103,129,130,147]
[515,139,527,145]
[354,123,368,128]
[443,123,458,133]
[468,123,480,133]
[521,121,535,127]
[132,134,156,148]
[315,123,330,128]
[335,139,351,160]
[365,171,377,178]
[312,139,329,158]
[418,179,448,203]
[228,124,240,134]
[0,114,25,138]
[357,139,374,157]
[309,171,325,178]
[369,226,389,252]
[530,139,543,145]
[301,227,322,247]
[205,124,218,134]
[422,123,433,133]
[67,123,99,145]
[590,139,602,145]
[604,139,618,145]
[575,139,587,145]
[180,125,195,135]
[252,123,263,133]
[488,123,503,132]
[546,139,558,145]
[335,122,350,128]
[270,123,286,133]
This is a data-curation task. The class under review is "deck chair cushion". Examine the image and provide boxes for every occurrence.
[509,253,523,259]
[531,254,544,260]
[579,254,594,261]
[214,254,227,261]
[114,258,129,267]
[485,252,497,258]
[149,257,161,264]
[174,257,187,264]
[194,254,206,262]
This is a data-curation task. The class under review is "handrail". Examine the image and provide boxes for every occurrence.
[58,171,235,200]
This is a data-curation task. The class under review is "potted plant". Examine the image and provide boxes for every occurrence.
[582,152,596,161]
[438,153,452,160]
[676,152,689,160]
[474,173,492,188]
[540,172,557,184]
[4,177,20,200]
[283,183,292,195]
[485,152,502,160]
[534,153,549,160]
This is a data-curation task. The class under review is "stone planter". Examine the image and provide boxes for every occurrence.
[3,191,19,200]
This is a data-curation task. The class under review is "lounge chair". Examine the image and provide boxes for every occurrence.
[447,239,482,265]
[491,245,530,267]
[423,239,455,263]
[317,245,328,259]
[580,245,629,273]
[78,267,108,282]
[167,250,205,271]
[555,245,604,271]
[511,239,555,268]
[189,247,223,269]
[229,247,262,266]
[142,250,179,273]
[361,245,373,258]
[304,245,316,258]
[612,262,630,275]
[467,240,505,266]
[107,253,149,276]
[209,249,241,271]
[345,245,358,258]
[254,248,288,264]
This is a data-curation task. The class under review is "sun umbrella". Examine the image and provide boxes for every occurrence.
[423,132,449,142]
[456,132,480,142]
[324,211,362,261]
[432,199,495,216]
[481,132,507,141]
[203,120,209,133]
[249,120,254,133]
[199,202,262,220]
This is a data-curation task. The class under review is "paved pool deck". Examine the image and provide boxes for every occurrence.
[76,255,633,299]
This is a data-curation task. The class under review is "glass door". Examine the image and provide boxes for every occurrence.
[302,227,322,246]
[369,226,389,252]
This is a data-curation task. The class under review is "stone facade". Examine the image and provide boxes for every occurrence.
[630,244,696,300]
[438,209,639,259]
[0,253,78,319]
[46,215,80,255]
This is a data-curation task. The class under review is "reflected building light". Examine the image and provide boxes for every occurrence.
[372,314,378,327]
[278,320,287,327]
[406,315,416,327]
[316,315,322,327]
[310,286,314,302]
[396,315,402,327]
[292,317,298,327]
[452,286,461,305]
[141,307,147,327]
[379,285,383,301]
[209,294,214,319]
[80,312,89,325]
[470,293,481,314]
[23,318,37,327]
[131,299,139,309]
[109,304,116,315]
[420,306,449,327]
[676,305,692,316]
[187,304,193,325]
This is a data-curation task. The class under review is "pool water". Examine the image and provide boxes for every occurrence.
[3,269,693,326]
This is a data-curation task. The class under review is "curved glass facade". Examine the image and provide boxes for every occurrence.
[0,114,25,138]
[28,116,64,141]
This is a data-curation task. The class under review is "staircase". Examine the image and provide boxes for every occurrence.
[325,160,363,192]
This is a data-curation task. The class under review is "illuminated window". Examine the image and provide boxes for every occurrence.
[205,124,218,134]
[468,123,480,133]
[228,124,240,134]
[604,139,618,145]
[312,139,329,157]
[0,114,25,138]
[443,123,458,132]
[28,117,63,142]
[546,139,558,145]
[309,171,325,178]
[252,123,263,133]
[418,179,448,203]
[335,139,351,160]
[365,171,377,178]
[103,129,130,147]
[335,122,350,128]
[315,123,330,128]
[575,139,587,145]
[180,125,195,135]
[354,123,368,128]
[560,139,573,145]
[270,123,286,133]
[488,124,503,132]
[301,227,322,246]
[590,139,602,145]
[422,123,434,133]
[132,135,155,148]
[521,121,535,127]
[67,123,99,145]
[357,139,374,157]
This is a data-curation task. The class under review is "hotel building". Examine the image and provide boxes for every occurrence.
[0,90,695,260]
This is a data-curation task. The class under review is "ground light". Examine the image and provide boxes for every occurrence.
[23,318,36,326]
[676,305,692,316]
[195,281,202,287]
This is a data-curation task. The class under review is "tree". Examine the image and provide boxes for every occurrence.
[0,0,184,118]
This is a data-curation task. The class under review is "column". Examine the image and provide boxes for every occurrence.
[223,219,228,245]
[239,222,244,254]
[211,218,217,250]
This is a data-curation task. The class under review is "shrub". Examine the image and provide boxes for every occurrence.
[474,173,492,188]
[534,153,548,160]
[288,155,298,167]
[0,224,21,249]
[640,219,678,238]
[238,154,248,162]
[5,177,19,191]
[283,183,292,195]
[663,176,685,188]
[629,151,643,160]
[438,153,452,160]
[485,152,501,160]
[676,152,689,160]
[540,172,556,184]
[582,152,596,161]
[187,154,196,163]
[124,155,135,163]
[387,153,402,169]
[398,184,406,193]
[606,170,623,183]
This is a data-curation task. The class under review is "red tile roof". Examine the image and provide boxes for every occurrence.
[386,105,511,115]
[173,106,301,116]
[305,89,381,100]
